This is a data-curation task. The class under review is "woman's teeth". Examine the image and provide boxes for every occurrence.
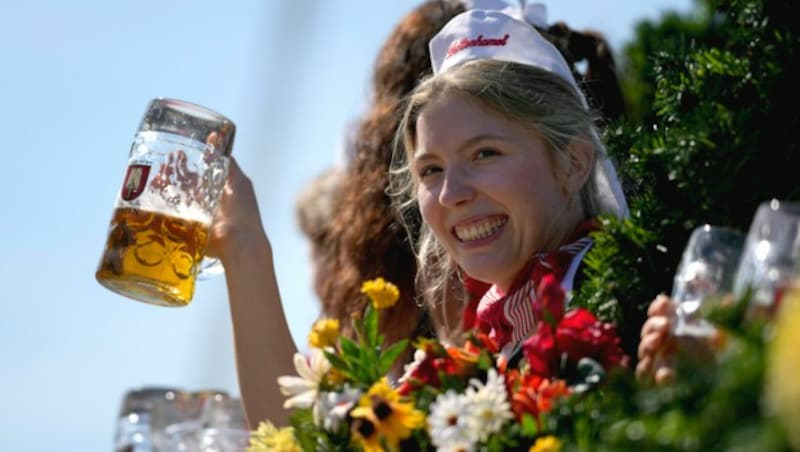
[454,217,505,242]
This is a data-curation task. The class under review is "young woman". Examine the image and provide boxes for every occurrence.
[388,9,628,355]
[318,0,628,358]
[209,6,629,427]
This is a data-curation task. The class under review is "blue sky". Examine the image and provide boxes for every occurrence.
[0,1,692,449]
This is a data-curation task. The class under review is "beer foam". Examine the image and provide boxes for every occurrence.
[116,188,212,225]
[118,132,227,225]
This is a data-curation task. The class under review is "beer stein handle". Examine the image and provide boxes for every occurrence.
[198,257,225,279]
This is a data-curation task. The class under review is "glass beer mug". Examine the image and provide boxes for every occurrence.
[96,98,234,307]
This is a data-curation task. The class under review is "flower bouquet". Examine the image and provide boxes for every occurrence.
[248,277,628,451]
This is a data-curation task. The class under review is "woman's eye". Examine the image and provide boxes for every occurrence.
[418,165,442,178]
[475,148,500,160]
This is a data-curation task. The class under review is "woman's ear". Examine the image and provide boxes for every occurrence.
[562,139,594,193]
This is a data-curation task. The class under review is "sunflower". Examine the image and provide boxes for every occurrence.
[351,378,425,450]
[350,414,384,452]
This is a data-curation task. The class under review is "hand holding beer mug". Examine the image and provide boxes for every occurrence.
[96,98,234,307]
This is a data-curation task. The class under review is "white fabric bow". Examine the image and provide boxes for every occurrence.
[461,0,548,29]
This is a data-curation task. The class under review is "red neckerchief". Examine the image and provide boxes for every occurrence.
[462,219,600,349]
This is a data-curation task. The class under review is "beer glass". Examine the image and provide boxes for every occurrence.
[154,392,247,452]
[96,98,234,307]
[149,389,198,450]
[671,225,744,336]
[734,199,800,314]
[114,386,182,452]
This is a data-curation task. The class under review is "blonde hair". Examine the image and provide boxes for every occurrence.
[389,59,605,330]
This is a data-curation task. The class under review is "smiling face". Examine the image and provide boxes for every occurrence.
[412,93,575,292]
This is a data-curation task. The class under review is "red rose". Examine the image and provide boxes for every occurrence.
[522,323,559,378]
[533,274,565,325]
[555,309,625,370]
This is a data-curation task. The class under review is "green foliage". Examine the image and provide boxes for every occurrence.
[288,410,323,451]
[575,0,800,360]
[620,5,717,122]
[323,304,409,386]
[559,0,800,447]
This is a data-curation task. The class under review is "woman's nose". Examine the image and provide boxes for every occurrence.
[438,167,475,207]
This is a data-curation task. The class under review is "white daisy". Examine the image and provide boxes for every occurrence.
[464,369,513,442]
[277,349,330,409]
[437,438,476,452]
[427,390,476,451]
[313,385,362,431]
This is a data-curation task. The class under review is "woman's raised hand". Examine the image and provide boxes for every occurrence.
[636,294,678,385]
[206,157,268,263]
[636,293,725,385]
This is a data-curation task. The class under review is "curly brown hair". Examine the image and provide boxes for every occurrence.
[312,1,626,354]
[315,1,467,348]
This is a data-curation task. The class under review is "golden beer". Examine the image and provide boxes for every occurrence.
[96,207,209,306]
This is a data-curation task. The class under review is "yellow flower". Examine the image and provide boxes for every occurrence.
[327,366,346,386]
[351,415,384,452]
[765,282,800,450]
[248,421,301,452]
[366,377,400,402]
[308,318,340,348]
[530,435,562,452]
[361,277,400,309]
[351,378,425,451]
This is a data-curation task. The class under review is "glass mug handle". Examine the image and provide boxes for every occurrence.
[198,257,224,279]
[197,149,230,280]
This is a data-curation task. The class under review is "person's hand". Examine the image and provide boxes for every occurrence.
[636,294,677,385]
[205,157,268,262]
